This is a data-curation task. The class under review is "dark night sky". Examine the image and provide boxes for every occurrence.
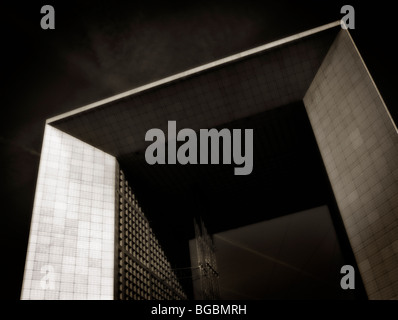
[0,1,396,300]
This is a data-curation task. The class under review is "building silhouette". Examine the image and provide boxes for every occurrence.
[189,219,220,300]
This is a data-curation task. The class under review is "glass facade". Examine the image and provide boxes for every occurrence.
[21,125,116,300]
[116,169,186,300]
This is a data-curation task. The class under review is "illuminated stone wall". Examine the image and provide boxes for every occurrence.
[21,125,116,300]
[304,30,398,300]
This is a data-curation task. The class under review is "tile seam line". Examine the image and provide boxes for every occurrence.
[46,20,341,124]
[344,28,398,134]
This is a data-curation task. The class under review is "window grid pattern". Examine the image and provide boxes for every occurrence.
[304,30,398,300]
[116,169,186,300]
[21,125,115,300]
